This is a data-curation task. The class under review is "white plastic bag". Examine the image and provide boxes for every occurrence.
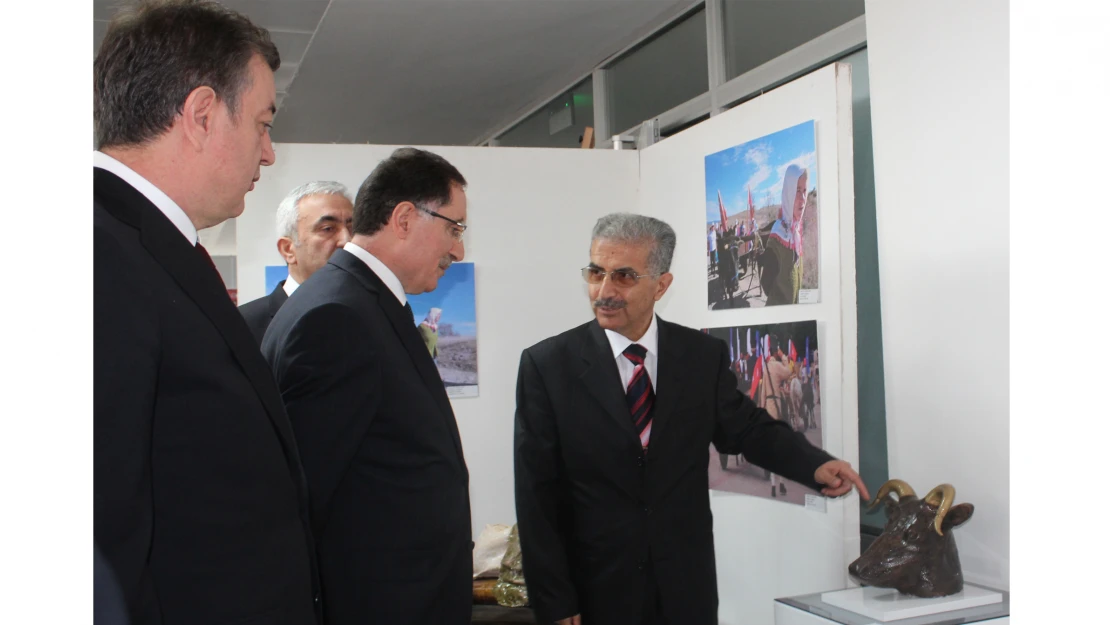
[472,523,512,579]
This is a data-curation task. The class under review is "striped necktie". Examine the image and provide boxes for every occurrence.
[622,343,654,450]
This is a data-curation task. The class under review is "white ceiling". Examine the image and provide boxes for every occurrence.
[94,0,700,146]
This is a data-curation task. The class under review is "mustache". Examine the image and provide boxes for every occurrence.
[593,297,627,310]
[438,256,453,270]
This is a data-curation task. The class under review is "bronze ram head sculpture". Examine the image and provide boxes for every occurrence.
[848,479,974,597]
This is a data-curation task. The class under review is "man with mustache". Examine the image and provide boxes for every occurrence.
[262,147,473,625]
[513,213,869,625]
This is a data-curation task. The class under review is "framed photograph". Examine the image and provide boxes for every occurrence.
[704,120,820,309]
[408,262,478,398]
[702,320,824,508]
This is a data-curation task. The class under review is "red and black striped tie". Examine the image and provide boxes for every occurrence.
[622,343,654,450]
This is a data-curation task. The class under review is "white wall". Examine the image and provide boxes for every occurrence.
[237,144,640,536]
[198,219,237,257]
[637,64,859,625]
[200,220,239,289]
[864,0,1009,589]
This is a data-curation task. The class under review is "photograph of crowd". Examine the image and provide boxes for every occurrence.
[702,320,823,506]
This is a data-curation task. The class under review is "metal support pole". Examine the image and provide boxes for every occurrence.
[705,0,727,117]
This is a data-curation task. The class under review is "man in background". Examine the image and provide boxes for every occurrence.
[94,1,318,622]
[240,181,353,343]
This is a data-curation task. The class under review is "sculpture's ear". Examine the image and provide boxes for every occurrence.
[942,503,974,531]
[882,494,906,516]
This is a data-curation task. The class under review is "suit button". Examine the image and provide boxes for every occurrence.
[643,506,652,515]
[314,594,320,604]
[637,456,645,467]
[638,560,647,571]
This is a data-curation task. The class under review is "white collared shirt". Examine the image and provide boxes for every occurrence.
[604,314,659,393]
[283,275,300,297]
[342,242,407,307]
[93,151,198,245]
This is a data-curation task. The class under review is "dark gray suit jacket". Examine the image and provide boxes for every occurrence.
[240,281,289,345]
[262,249,472,625]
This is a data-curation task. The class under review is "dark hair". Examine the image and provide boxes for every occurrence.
[94,0,280,149]
[353,148,468,236]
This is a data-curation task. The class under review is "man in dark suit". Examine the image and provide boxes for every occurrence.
[94,2,318,623]
[514,213,870,625]
[240,180,354,343]
[262,148,473,625]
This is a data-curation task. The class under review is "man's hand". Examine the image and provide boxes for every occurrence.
[555,615,582,625]
[814,460,870,501]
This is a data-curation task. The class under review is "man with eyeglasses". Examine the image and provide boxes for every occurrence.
[513,213,869,625]
[261,147,473,625]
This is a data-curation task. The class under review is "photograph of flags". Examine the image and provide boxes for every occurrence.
[701,319,824,506]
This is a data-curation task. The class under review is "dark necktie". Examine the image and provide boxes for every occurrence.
[195,242,226,289]
[622,343,654,450]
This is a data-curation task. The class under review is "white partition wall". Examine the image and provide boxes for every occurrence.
[864,0,1009,590]
[237,144,640,536]
[637,64,858,625]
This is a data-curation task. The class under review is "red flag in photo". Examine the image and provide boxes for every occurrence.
[748,354,763,399]
[717,189,729,228]
[747,186,755,225]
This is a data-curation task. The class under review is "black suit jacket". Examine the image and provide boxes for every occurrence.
[240,281,289,345]
[514,318,834,625]
[262,249,472,625]
[94,168,319,625]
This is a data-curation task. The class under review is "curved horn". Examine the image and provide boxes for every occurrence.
[923,484,956,536]
[866,479,917,512]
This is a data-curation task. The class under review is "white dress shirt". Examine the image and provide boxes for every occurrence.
[604,314,659,393]
[342,242,407,307]
[94,151,197,245]
[282,275,300,297]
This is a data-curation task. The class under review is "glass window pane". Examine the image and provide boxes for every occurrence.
[723,0,864,80]
[661,113,709,139]
[609,9,708,135]
[496,78,594,148]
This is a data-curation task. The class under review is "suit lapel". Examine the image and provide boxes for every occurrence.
[579,321,640,443]
[94,168,303,469]
[329,250,467,467]
[267,282,289,321]
[648,317,686,456]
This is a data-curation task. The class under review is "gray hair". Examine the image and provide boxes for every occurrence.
[276,181,352,243]
[591,213,677,275]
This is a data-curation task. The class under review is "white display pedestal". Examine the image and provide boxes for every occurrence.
[820,585,1002,621]
[774,583,1009,625]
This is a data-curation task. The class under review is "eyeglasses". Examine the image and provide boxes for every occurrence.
[417,206,467,241]
[581,266,654,288]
